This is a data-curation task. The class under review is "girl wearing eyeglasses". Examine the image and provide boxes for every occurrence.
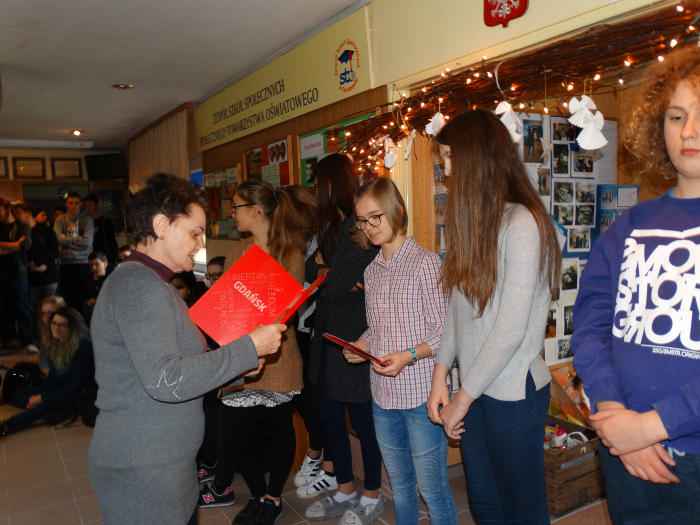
[200,180,309,525]
[1,306,93,437]
[346,177,456,525]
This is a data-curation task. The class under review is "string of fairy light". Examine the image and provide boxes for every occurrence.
[322,2,699,176]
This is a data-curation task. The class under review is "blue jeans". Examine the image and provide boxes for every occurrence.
[599,443,700,524]
[460,374,550,525]
[373,402,457,525]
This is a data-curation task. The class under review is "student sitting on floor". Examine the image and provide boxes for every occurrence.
[0,306,95,437]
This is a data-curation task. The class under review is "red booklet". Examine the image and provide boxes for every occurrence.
[189,245,326,346]
[322,333,387,366]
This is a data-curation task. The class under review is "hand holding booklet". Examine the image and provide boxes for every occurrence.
[189,245,326,347]
[322,333,387,366]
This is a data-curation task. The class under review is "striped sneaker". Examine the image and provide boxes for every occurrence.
[294,454,322,487]
[296,470,338,499]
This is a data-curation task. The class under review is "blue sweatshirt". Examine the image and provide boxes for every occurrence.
[573,192,700,453]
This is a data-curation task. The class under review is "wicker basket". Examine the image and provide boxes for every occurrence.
[545,417,605,516]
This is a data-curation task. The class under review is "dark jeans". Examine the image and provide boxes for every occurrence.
[4,400,74,434]
[460,374,550,525]
[320,396,382,490]
[293,331,324,452]
[57,263,92,311]
[215,402,296,498]
[599,443,700,524]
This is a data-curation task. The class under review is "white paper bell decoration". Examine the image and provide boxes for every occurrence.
[494,100,514,115]
[577,125,608,150]
[568,94,607,150]
[404,129,417,160]
[384,150,397,169]
[425,112,446,136]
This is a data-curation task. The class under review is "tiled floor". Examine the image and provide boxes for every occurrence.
[0,403,612,525]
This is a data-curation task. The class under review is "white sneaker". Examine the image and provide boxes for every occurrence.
[24,344,39,354]
[294,454,322,487]
[296,470,338,499]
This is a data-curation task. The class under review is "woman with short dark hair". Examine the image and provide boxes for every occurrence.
[88,173,287,525]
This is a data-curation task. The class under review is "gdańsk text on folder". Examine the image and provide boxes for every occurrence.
[189,245,325,346]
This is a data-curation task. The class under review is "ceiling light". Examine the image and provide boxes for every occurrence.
[112,83,135,90]
[72,129,82,137]
[658,55,666,62]
[677,4,684,13]
[593,73,601,81]
[670,38,679,48]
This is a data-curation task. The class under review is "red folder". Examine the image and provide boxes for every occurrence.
[322,333,387,366]
[189,245,325,346]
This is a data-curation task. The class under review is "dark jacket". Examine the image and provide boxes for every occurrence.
[29,222,59,285]
[92,216,119,265]
[307,218,378,402]
[40,338,95,407]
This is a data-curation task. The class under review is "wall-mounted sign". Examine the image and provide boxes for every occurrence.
[196,8,372,152]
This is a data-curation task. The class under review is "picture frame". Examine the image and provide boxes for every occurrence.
[52,158,83,179]
[13,157,46,180]
[0,157,8,179]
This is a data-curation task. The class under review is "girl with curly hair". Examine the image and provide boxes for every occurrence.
[573,46,700,523]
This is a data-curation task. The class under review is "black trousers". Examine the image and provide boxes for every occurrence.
[57,263,92,311]
[293,331,324,452]
[197,391,220,467]
[320,396,382,491]
[214,401,296,498]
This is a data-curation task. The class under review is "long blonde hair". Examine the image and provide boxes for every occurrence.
[47,307,85,370]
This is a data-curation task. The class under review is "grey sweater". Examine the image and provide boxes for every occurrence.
[438,204,551,401]
[88,261,258,523]
[54,212,94,264]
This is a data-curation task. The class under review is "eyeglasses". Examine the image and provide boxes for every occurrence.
[355,214,384,229]
[231,203,255,213]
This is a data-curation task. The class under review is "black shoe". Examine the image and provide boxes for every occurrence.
[233,498,262,525]
[198,482,236,508]
[255,499,282,525]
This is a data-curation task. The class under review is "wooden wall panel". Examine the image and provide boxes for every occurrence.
[411,134,436,252]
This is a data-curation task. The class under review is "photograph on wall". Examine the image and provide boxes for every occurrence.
[567,227,591,252]
[561,259,579,291]
[573,152,595,177]
[553,180,573,203]
[523,119,545,163]
[562,304,575,336]
[575,204,595,226]
[537,167,551,196]
[557,338,573,361]
[552,144,570,176]
[575,181,596,203]
[546,306,557,339]
[599,184,618,209]
[551,117,576,143]
[599,209,620,233]
[553,204,573,226]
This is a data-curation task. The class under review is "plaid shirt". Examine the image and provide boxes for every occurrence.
[361,237,448,409]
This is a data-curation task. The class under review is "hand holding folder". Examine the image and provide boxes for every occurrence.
[189,245,326,347]
[322,333,387,367]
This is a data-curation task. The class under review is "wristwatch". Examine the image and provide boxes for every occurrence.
[407,347,417,366]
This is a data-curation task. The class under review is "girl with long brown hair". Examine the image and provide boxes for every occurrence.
[1,306,93,437]
[199,179,307,525]
[427,109,560,524]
